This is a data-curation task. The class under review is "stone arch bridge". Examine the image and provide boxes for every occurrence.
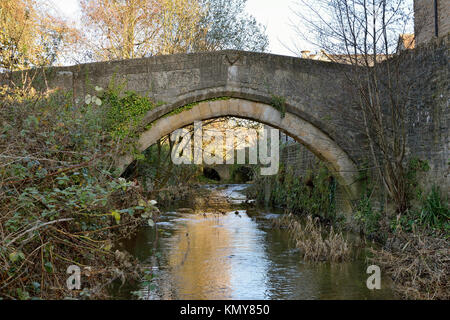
[41,50,364,199]
[2,46,448,211]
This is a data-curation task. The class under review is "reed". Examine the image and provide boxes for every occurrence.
[274,213,351,262]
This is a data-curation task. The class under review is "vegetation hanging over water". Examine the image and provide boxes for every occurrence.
[0,85,159,299]
[247,162,338,222]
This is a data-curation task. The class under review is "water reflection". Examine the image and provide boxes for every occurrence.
[115,185,395,300]
[167,214,233,299]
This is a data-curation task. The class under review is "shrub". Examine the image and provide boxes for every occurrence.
[419,186,449,232]
[248,162,337,221]
[0,86,158,299]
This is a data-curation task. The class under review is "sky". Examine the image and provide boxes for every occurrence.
[48,0,307,57]
[245,0,307,56]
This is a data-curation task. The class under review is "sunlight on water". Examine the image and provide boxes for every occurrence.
[114,185,395,300]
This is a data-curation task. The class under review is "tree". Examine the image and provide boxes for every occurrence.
[290,0,416,213]
[0,0,75,71]
[77,0,268,62]
[151,0,207,55]
[289,0,412,58]
[79,0,162,61]
[79,0,209,60]
[197,0,269,52]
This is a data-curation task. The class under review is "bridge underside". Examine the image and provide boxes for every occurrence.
[117,98,360,201]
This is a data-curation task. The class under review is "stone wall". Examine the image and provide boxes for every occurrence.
[438,0,450,39]
[274,33,449,209]
[0,38,448,200]
[0,50,364,172]
[398,35,449,193]
[414,0,450,45]
[415,0,437,45]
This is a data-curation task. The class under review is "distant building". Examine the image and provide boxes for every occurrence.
[298,1,449,59]
[300,49,389,65]
[397,34,416,52]
[414,0,450,45]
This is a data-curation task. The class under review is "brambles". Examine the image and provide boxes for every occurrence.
[0,85,159,299]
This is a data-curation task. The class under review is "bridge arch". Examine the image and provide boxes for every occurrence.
[117,98,361,201]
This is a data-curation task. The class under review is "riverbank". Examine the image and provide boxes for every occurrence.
[112,184,395,300]
[0,88,160,299]
[248,179,449,299]
[370,231,449,299]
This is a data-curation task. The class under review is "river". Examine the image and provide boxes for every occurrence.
[112,184,395,300]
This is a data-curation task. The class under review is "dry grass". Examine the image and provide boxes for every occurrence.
[274,213,352,262]
[370,231,449,300]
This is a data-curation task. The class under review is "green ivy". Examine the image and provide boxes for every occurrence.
[164,103,197,118]
[406,157,430,200]
[270,95,286,118]
[249,163,337,221]
[102,89,156,139]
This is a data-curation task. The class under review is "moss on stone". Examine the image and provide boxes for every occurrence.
[270,95,286,118]
[162,96,231,118]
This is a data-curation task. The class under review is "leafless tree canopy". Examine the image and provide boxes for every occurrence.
[290,0,413,61]
[290,0,418,213]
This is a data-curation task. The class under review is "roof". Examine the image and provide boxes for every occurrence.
[397,34,416,51]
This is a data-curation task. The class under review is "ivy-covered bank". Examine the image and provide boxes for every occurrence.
[353,158,449,240]
[247,163,339,223]
[249,150,448,237]
[248,143,449,299]
[0,80,241,299]
[0,83,161,300]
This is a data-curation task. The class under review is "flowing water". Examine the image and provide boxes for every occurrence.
[113,184,395,300]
